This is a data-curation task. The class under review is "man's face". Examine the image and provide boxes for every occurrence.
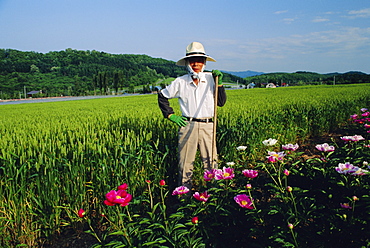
[188,57,205,73]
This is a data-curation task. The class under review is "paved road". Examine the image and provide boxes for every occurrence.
[0,88,239,106]
[0,94,141,105]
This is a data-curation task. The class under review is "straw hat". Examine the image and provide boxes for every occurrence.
[176,42,216,66]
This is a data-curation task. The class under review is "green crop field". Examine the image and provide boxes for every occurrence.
[1,84,370,247]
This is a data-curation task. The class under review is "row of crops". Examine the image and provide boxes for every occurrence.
[1,84,370,247]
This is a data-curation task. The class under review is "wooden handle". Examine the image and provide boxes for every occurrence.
[211,76,219,166]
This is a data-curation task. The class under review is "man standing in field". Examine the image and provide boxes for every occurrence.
[158,41,227,189]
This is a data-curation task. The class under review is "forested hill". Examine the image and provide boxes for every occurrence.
[0,48,244,99]
[244,71,370,87]
[1,48,369,99]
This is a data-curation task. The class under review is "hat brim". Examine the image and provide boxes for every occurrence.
[176,54,216,66]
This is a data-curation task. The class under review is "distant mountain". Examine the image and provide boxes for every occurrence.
[222,70,265,78]
[324,71,367,76]
[243,70,370,86]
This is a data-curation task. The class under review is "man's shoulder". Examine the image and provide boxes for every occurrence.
[172,74,190,83]
[201,72,215,83]
[203,72,213,78]
[178,74,189,80]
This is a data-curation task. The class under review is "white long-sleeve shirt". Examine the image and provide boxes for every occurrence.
[161,72,216,118]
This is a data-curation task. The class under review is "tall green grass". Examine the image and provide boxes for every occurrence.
[0,84,370,246]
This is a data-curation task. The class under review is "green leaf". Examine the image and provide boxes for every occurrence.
[268,209,279,215]
[142,238,167,246]
[108,230,125,236]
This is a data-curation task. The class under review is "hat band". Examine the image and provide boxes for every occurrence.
[186,52,206,56]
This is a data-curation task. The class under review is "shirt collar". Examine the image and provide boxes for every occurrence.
[188,73,206,85]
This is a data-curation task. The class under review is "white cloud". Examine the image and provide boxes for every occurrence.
[274,10,288,15]
[348,8,370,18]
[312,18,330,23]
[216,27,370,62]
[282,18,295,24]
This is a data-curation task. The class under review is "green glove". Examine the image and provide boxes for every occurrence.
[212,70,223,85]
[169,114,187,127]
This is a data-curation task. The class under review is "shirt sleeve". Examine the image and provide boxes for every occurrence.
[160,78,180,99]
[158,91,174,118]
[217,86,227,107]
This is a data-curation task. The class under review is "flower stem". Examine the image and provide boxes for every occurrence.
[262,163,284,192]
[289,228,299,247]
[147,183,153,209]
[247,189,257,210]
[117,206,132,246]
[160,187,169,231]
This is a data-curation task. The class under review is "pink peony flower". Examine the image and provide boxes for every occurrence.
[234,194,254,209]
[351,167,369,176]
[315,143,335,152]
[242,169,258,178]
[266,151,286,162]
[350,114,358,119]
[335,162,357,174]
[340,203,352,209]
[215,167,235,180]
[204,169,218,181]
[172,186,190,195]
[193,191,210,202]
[282,143,299,151]
[118,183,128,190]
[335,162,368,175]
[104,189,132,207]
[341,135,365,142]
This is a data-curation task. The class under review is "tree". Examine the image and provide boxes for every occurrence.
[30,64,40,73]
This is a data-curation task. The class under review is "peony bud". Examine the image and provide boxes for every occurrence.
[286,186,293,192]
[159,180,166,186]
[78,208,86,218]
[191,216,199,224]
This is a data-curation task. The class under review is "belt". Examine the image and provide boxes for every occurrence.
[184,117,213,123]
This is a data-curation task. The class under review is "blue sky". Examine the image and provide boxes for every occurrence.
[0,0,369,73]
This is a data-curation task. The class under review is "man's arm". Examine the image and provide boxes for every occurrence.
[212,70,227,107]
[158,91,174,118]
[158,91,187,127]
[217,86,227,107]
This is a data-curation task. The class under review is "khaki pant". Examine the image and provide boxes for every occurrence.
[178,121,218,187]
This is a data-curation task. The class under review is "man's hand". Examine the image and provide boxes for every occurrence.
[212,70,223,85]
[169,114,187,127]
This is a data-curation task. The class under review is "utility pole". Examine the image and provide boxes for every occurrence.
[24,86,26,99]
[333,76,336,85]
